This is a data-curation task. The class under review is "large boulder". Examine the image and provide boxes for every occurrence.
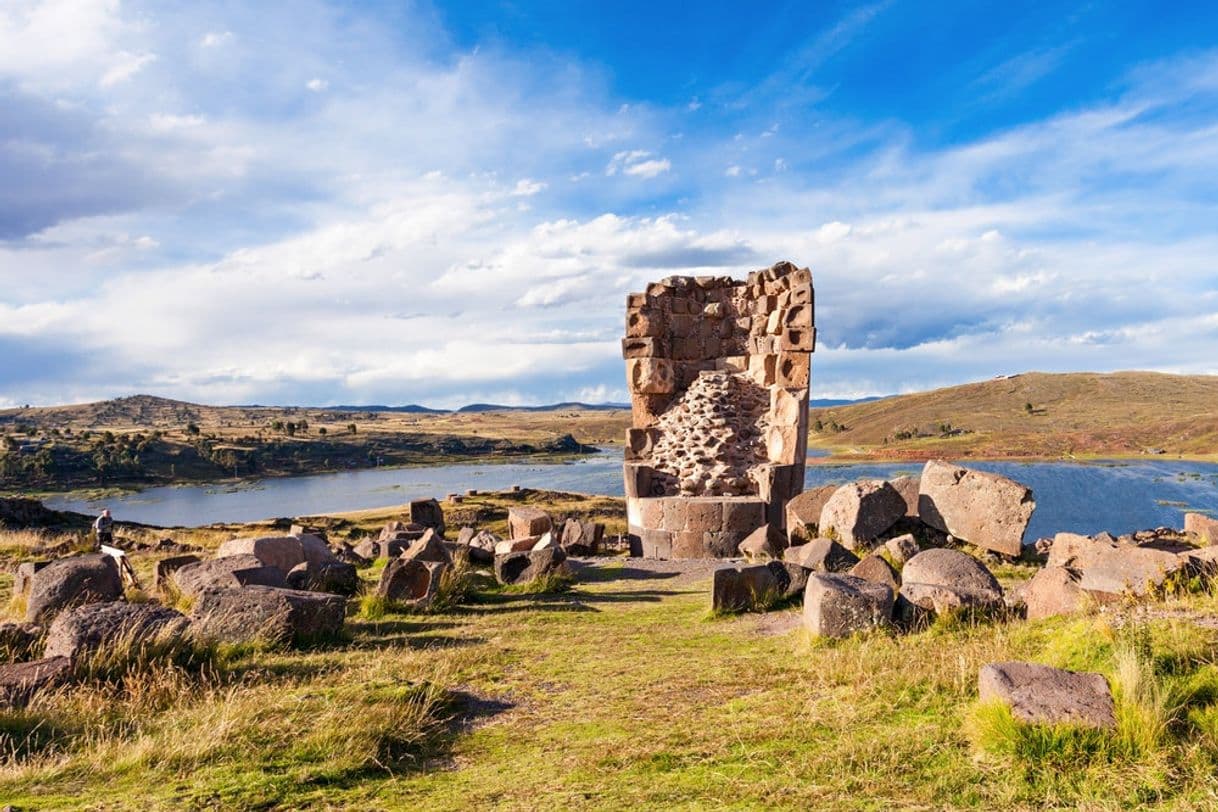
[216,536,305,574]
[508,507,552,540]
[849,554,900,592]
[376,558,446,608]
[494,547,567,586]
[1022,565,1089,620]
[803,574,894,638]
[153,555,201,592]
[883,534,920,567]
[296,533,340,567]
[1185,513,1218,544]
[918,460,1034,557]
[900,548,1003,615]
[12,561,50,598]
[0,657,71,706]
[785,484,840,543]
[559,519,604,556]
[711,564,782,613]
[189,586,346,647]
[979,661,1115,729]
[409,498,446,535]
[26,554,123,624]
[1047,533,1183,598]
[170,555,287,599]
[818,481,906,551]
[286,560,360,596]
[738,524,785,561]
[464,530,499,564]
[399,528,453,567]
[43,601,190,661]
[783,538,859,573]
[890,476,921,518]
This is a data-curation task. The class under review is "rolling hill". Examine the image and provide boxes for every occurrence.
[808,371,1218,459]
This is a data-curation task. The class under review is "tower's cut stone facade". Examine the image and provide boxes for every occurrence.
[622,261,815,559]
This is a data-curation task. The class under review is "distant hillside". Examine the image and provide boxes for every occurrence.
[809,371,1218,459]
[322,404,448,414]
[456,402,630,413]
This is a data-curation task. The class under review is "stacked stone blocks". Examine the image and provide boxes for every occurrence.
[623,261,815,558]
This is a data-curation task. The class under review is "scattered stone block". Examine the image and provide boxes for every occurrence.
[559,519,604,555]
[494,547,567,586]
[12,561,50,598]
[43,601,189,661]
[785,485,840,543]
[849,554,900,592]
[738,524,785,561]
[170,555,287,599]
[979,661,1115,729]
[154,555,201,592]
[286,560,360,596]
[899,549,1003,615]
[783,538,859,572]
[803,574,894,638]
[890,476,921,518]
[1047,533,1183,598]
[400,528,453,567]
[884,534,920,567]
[818,481,906,551]
[216,536,305,575]
[1184,513,1218,544]
[711,564,782,612]
[190,586,346,647]
[409,498,446,535]
[0,621,42,660]
[26,554,123,624]
[508,507,553,540]
[377,558,446,607]
[1022,565,1089,620]
[918,460,1035,557]
[0,657,71,707]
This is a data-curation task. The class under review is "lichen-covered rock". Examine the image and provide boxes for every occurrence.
[494,547,567,586]
[189,586,346,647]
[803,574,893,638]
[27,554,123,624]
[883,534,920,567]
[818,481,906,551]
[216,536,305,574]
[918,460,1035,557]
[43,601,189,661]
[979,661,1115,729]
[900,548,1003,615]
[0,656,70,706]
[170,555,287,598]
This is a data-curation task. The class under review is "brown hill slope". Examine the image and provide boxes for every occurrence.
[809,371,1218,460]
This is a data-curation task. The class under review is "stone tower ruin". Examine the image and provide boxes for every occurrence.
[622,260,815,558]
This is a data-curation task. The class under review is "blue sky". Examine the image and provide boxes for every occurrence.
[2,1,1217,408]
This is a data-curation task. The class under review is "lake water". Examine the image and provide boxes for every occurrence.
[43,449,1218,541]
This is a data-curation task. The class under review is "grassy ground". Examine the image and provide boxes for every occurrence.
[3,541,1218,808]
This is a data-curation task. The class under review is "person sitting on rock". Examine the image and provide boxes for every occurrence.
[93,508,114,549]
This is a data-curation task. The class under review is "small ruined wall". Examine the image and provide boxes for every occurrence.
[622,261,815,558]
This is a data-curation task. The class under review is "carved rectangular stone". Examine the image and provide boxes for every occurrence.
[766,425,799,464]
[627,357,675,394]
[722,500,766,533]
[626,293,646,308]
[625,428,658,461]
[630,393,670,428]
[669,313,694,337]
[621,336,663,359]
[639,498,665,529]
[671,531,705,559]
[778,327,814,351]
[626,309,664,338]
[672,336,702,360]
[749,353,778,386]
[641,529,672,559]
[685,499,723,532]
[716,355,748,373]
[623,463,653,498]
[777,352,810,388]
[789,284,811,305]
[770,387,803,426]
[662,498,688,532]
[784,303,813,328]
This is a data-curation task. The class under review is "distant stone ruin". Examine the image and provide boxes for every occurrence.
[622,261,815,558]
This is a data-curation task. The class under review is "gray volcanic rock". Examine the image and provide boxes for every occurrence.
[27,554,123,624]
[803,573,894,638]
[190,586,346,647]
[918,460,1034,557]
[44,601,189,661]
[979,661,1115,729]
[818,481,906,551]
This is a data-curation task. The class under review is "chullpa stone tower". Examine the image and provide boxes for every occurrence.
[622,261,815,558]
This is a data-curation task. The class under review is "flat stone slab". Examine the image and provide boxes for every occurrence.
[979,661,1116,729]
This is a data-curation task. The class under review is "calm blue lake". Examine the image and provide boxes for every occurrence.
[43,449,1218,541]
